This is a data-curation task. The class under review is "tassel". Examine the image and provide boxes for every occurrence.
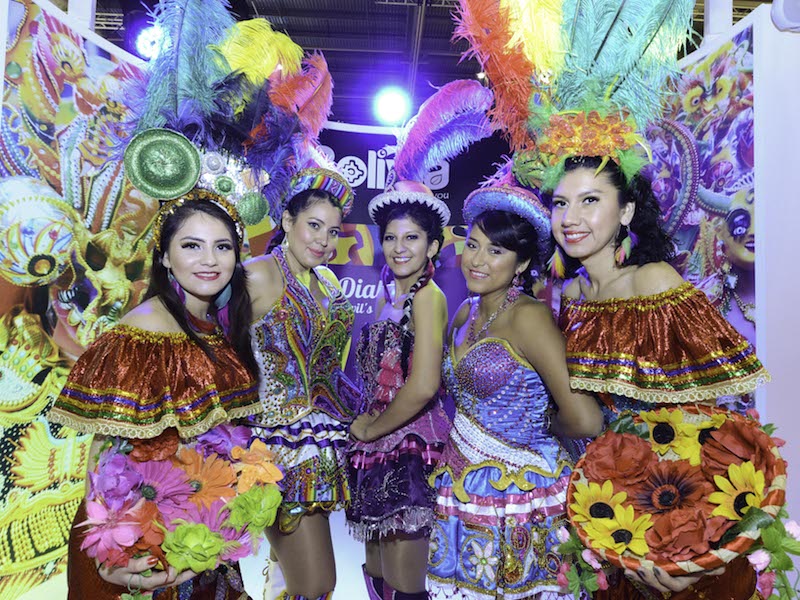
[614,227,639,265]
[547,246,566,279]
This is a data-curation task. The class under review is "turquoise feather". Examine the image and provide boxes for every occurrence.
[134,0,236,133]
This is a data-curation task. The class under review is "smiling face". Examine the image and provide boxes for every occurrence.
[161,212,236,314]
[382,216,439,284]
[282,199,343,271]
[461,224,524,296]
[550,167,635,266]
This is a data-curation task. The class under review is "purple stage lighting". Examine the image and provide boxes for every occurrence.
[373,86,411,126]
[123,6,159,60]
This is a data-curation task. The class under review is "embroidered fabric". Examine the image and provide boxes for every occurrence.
[428,338,573,599]
[346,318,449,539]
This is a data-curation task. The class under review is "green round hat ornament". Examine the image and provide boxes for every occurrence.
[124,128,202,200]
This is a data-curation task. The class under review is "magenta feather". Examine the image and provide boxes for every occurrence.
[394,80,496,183]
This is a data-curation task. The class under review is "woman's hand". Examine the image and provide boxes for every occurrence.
[98,555,196,591]
[350,410,380,442]
[623,564,712,593]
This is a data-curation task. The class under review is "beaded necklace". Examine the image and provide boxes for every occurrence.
[467,292,517,346]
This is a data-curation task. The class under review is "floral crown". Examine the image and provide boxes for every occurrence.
[454,0,695,191]
[153,188,245,252]
[282,167,355,219]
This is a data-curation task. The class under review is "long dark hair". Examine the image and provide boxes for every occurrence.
[146,199,258,378]
[550,156,675,278]
[374,202,443,378]
[470,209,542,296]
[266,188,343,254]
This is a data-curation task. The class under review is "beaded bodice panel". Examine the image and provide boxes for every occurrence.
[251,247,356,427]
[438,337,570,490]
[445,338,557,448]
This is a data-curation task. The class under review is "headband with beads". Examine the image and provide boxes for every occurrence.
[280,167,354,220]
[153,188,245,252]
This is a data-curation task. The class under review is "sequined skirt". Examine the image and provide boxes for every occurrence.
[250,410,350,527]
[428,466,573,600]
[346,434,444,541]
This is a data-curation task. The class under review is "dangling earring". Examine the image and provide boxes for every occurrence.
[614,226,639,266]
[547,246,566,279]
[167,269,186,304]
[213,283,232,335]
[507,272,522,302]
[281,234,289,250]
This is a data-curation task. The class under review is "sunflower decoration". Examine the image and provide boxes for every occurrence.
[640,408,695,456]
[581,504,653,557]
[570,480,628,524]
[563,405,789,594]
[709,461,766,521]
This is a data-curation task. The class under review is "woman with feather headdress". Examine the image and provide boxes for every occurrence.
[452,0,778,597]
[345,79,498,600]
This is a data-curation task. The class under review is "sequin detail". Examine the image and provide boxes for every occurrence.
[346,319,449,539]
[429,339,572,599]
[559,282,770,403]
[249,247,357,511]
[49,325,259,440]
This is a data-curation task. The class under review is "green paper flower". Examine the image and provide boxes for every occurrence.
[225,484,282,534]
[162,522,225,573]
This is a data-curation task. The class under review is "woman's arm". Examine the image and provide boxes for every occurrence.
[350,284,448,442]
[514,301,604,438]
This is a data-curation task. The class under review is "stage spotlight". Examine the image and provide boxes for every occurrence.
[373,86,411,126]
[123,9,160,60]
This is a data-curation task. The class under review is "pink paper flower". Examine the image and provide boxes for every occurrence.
[786,520,800,541]
[757,570,776,598]
[582,548,602,570]
[130,459,194,519]
[747,548,771,572]
[556,526,571,544]
[556,562,571,588]
[596,569,609,590]
[79,499,143,564]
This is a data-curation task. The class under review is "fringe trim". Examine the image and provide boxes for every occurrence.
[347,506,435,542]
[47,403,261,440]
[569,369,771,404]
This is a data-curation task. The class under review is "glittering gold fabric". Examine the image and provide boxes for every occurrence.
[49,325,259,440]
[559,282,769,403]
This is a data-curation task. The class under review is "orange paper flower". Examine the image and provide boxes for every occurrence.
[231,439,284,492]
[173,447,237,508]
[129,427,180,462]
[583,432,657,487]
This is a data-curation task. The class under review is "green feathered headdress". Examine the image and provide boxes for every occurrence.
[455,0,696,190]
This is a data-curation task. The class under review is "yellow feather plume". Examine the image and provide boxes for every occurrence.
[500,0,565,79]
[213,19,304,87]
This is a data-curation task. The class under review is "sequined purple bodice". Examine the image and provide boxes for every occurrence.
[444,339,556,448]
[350,319,450,453]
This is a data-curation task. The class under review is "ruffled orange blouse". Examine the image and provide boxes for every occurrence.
[49,325,259,439]
[558,282,769,404]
